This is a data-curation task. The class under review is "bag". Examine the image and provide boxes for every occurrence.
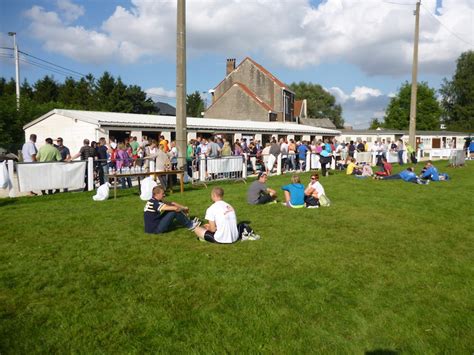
[92,182,110,201]
[319,194,331,207]
[140,176,158,201]
[237,222,260,241]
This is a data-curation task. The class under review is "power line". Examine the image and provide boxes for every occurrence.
[381,1,415,6]
[19,50,88,77]
[19,58,83,79]
[420,3,473,47]
[0,46,13,50]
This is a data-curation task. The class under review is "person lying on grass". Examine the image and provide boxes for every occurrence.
[304,173,325,208]
[144,185,200,234]
[376,167,429,184]
[419,160,449,181]
[194,187,239,244]
[281,174,305,208]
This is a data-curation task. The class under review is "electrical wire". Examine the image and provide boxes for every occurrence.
[381,0,416,6]
[19,50,88,77]
[19,57,83,78]
[420,3,473,47]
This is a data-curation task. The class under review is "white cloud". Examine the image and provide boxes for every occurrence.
[350,86,382,102]
[328,86,391,125]
[23,0,473,75]
[145,87,176,99]
[56,0,84,23]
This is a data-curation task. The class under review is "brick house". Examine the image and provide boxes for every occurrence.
[204,57,296,122]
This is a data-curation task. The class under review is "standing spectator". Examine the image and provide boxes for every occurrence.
[70,139,97,191]
[55,137,71,161]
[207,137,220,158]
[268,137,280,172]
[297,141,308,171]
[194,187,239,244]
[397,139,405,165]
[406,141,417,164]
[319,144,332,177]
[221,141,232,156]
[186,140,195,177]
[54,137,71,193]
[22,134,37,163]
[116,143,132,189]
[280,138,288,172]
[130,136,140,164]
[348,140,356,158]
[248,142,258,174]
[96,137,109,185]
[36,137,62,195]
[159,135,169,153]
[288,139,296,171]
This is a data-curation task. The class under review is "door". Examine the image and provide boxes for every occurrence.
[432,138,441,148]
[416,137,421,149]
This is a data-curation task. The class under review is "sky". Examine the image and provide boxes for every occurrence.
[0,0,473,128]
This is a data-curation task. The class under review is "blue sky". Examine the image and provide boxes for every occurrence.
[1,0,472,127]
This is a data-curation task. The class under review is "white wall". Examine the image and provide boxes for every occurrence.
[24,114,98,155]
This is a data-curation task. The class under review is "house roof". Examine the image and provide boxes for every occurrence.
[155,102,176,116]
[24,109,341,135]
[207,82,274,113]
[300,117,337,129]
[213,57,293,93]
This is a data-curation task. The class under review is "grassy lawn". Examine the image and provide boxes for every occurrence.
[1,162,473,353]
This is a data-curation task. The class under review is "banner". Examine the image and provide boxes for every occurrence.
[17,162,86,191]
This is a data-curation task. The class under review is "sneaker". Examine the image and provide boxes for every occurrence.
[192,216,200,223]
[247,232,261,241]
[307,205,319,209]
[188,220,201,231]
[268,200,277,205]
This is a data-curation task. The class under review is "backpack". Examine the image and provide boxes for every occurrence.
[237,222,260,241]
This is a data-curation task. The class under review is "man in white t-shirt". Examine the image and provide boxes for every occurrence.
[22,134,37,162]
[194,187,239,243]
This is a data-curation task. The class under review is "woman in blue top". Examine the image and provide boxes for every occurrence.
[281,175,306,208]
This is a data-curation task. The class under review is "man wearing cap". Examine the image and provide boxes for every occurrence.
[247,172,277,205]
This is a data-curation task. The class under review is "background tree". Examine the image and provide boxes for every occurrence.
[289,82,344,128]
[0,72,157,151]
[186,91,205,117]
[383,81,441,130]
[440,50,474,131]
[369,118,382,129]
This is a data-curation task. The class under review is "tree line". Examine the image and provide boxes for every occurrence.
[370,50,473,132]
[0,72,208,152]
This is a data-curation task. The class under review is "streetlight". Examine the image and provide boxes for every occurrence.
[8,32,20,110]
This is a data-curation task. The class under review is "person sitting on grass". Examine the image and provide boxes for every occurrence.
[375,157,392,177]
[346,158,362,175]
[304,173,325,208]
[419,160,440,181]
[378,167,428,184]
[247,172,277,205]
[281,174,305,208]
[144,186,200,234]
[194,187,239,244]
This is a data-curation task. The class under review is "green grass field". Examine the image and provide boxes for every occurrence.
[1,162,473,353]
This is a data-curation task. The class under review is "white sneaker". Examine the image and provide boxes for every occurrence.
[188,220,201,231]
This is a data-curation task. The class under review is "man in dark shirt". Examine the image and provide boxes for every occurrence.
[96,137,109,185]
[70,139,97,190]
[144,186,200,234]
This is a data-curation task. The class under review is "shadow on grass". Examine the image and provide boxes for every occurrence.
[0,198,18,207]
[365,350,400,355]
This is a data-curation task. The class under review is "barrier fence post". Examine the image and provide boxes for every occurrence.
[417,149,421,162]
[199,154,206,182]
[305,151,311,172]
[87,157,94,191]
[149,160,156,172]
[277,154,282,175]
[242,154,248,179]
[331,154,336,170]
[7,160,16,198]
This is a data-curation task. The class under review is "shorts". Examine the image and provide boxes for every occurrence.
[204,230,219,243]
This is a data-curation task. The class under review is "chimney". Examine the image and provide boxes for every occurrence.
[226,58,236,76]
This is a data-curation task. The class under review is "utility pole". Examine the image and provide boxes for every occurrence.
[176,0,187,170]
[408,1,421,149]
[8,32,20,110]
